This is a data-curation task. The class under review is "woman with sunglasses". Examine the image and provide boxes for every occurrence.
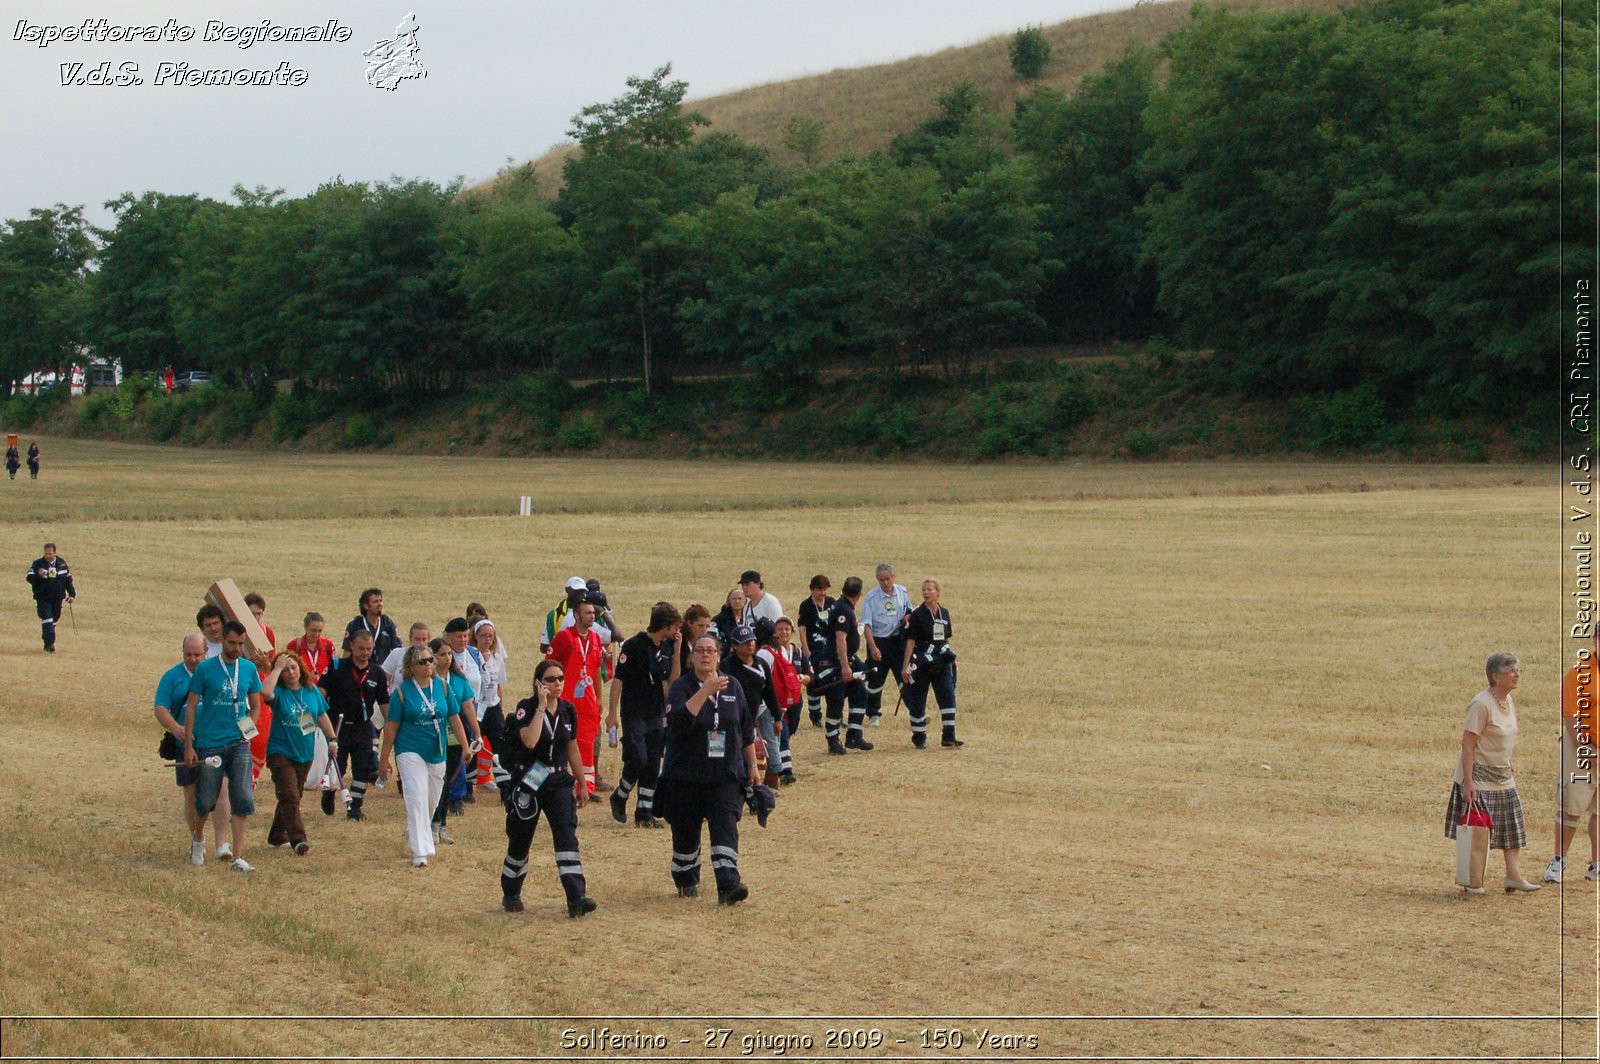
[499,658,595,917]
[379,643,471,868]
[427,637,480,846]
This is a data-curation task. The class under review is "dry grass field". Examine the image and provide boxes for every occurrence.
[0,439,1593,1061]
[494,0,1350,199]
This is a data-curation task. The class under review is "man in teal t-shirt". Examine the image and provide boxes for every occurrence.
[183,622,263,873]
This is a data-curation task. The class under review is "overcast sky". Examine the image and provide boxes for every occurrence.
[1,0,1137,229]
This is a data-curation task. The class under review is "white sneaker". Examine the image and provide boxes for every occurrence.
[189,837,205,866]
[215,843,233,862]
[436,826,455,845]
[1587,862,1600,882]
[229,857,254,873]
[1543,856,1565,884]
[868,716,881,727]
[412,857,428,868]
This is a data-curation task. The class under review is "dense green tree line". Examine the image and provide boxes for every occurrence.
[0,0,1586,423]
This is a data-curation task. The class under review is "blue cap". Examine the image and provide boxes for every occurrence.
[731,624,756,644]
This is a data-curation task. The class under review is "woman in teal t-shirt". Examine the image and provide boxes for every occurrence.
[261,651,338,855]
[428,636,479,846]
[379,643,470,867]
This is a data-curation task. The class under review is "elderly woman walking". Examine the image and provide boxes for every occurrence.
[1445,652,1541,894]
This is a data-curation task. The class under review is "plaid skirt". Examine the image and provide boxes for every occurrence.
[1444,782,1527,851]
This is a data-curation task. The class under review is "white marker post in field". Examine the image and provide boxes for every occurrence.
[519,496,532,517]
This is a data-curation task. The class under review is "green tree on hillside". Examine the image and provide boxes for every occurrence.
[782,115,825,166]
[1008,25,1051,80]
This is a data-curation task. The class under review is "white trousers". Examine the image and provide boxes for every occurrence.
[396,752,445,859]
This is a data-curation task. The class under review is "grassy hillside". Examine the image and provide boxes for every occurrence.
[487,0,1348,198]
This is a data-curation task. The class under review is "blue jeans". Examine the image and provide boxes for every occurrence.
[194,741,255,817]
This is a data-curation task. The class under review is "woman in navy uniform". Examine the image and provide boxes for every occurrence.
[901,578,962,748]
[661,633,760,905]
[499,658,596,917]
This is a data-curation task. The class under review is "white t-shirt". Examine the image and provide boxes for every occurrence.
[742,592,784,628]
[381,646,411,692]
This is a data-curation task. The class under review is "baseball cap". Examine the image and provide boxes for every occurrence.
[739,570,761,585]
[731,624,756,644]
[565,576,586,591]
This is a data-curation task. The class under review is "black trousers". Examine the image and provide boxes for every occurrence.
[335,717,377,807]
[864,635,905,714]
[661,778,744,894]
[822,675,867,743]
[501,776,585,903]
[616,718,664,820]
[479,702,504,748]
[433,744,463,825]
[34,597,63,649]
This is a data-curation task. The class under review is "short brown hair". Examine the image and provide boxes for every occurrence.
[649,602,683,633]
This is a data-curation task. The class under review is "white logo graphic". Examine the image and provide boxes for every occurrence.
[363,13,425,91]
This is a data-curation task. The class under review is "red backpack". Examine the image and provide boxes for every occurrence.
[765,647,803,709]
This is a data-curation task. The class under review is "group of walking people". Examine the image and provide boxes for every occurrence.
[145,564,962,914]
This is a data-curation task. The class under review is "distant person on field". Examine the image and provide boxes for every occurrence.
[259,649,338,856]
[901,578,962,749]
[344,587,400,667]
[5,445,18,479]
[155,633,232,864]
[796,575,835,727]
[816,576,871,755]
[183,621,263,873]
[1544,631,1600,884]
[861,563,913,728]
[26,441,39,479]
[1446,653,1540,894]
[25,541,75,653]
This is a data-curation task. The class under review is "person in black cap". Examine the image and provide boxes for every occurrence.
[661,633,759,904]
[606,601,682,827]
[25,542,75,653]
[722,623,780,789]
[739,570,784,628]
[499,658,595,917]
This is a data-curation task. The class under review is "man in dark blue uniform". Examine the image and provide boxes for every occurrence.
[814,576,871,755]
[796,575,834,727]
[661,633,760,905]
[25,542,75,653]
[606,602,682,828]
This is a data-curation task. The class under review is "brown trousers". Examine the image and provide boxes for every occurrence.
[266,755,311,846]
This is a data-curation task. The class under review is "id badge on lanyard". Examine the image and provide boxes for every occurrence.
[706,707,725,759]
[933,618,947,641]
[223,659,255,738]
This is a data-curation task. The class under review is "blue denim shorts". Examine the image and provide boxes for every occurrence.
[194,741,255,817]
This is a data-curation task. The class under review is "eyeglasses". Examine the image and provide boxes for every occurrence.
[540,675,565,685]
